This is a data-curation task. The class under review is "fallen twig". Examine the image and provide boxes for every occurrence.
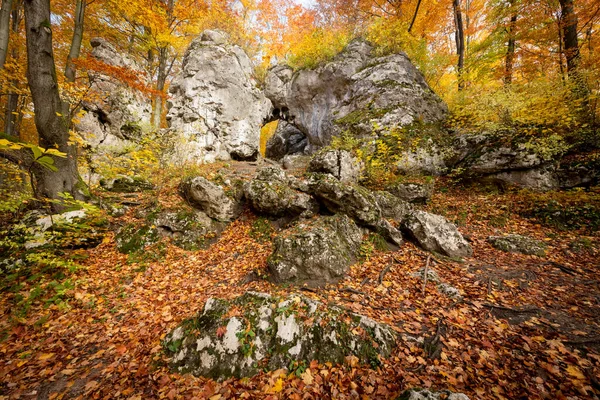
[339,287,364,295]
[379,265,392,285]
[422,255,431,296]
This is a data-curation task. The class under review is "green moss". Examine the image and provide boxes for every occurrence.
[115,224,159,254]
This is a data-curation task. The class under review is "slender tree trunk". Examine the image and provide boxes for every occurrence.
[0,0,12,67]
[152,46,167,129]
[453,0,465,90]
[64,0,85,83]
[504,3,518,86]
[151,0,173,130]
[559,0,590,118]
[24,0,85,209]
[4,3,21,137]
[408,0,422,33]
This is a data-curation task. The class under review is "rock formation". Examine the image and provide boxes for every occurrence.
[76,38,153,180]
[164,292,397,380]
[166,30,272,163]
[264,39,448,152]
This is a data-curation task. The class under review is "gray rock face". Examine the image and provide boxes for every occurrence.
[76,38,152,182]
[265,121,307,160]
[244,167,318,218]
[282,154,311,171]
[264,39,447,151]
[164,292,397,380]
[166,30,272,163]
[307,173,382,226]
[372,191,413,222]
[397,389,470,400]
[386,181,434,204]
[179,176,243,222]
[268,214,363,285]
[308,150,364,183]
[488,234,547,256]
[403,210,472,258]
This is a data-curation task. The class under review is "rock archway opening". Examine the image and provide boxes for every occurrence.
[259,109,308,161]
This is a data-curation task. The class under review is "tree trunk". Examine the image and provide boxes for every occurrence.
[64,0,85,83]
[0,0,12,67]
[504,4,518,86]
[24,0,85,209]
[453,0,465,90]
[3,2,20,138]
[408,0,423,33]
[558,0,590,118]
[151,0,174,130]
[152,46,167,130]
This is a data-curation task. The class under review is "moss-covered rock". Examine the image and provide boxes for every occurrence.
[268,214,363,286]
[163,292,398,380]
[100,175,154,193]
[396,389,470,400]
[115,223,159,254]
[179,176,244,222]
[244,166,318,218]
[488,234,547,256]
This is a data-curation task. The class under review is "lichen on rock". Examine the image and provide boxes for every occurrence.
[163,292,398,380]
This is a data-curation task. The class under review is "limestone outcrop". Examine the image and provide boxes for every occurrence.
[264,39,448,152]
[164,292,397,380]
[166,30,272,163]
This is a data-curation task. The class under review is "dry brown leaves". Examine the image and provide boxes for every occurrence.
[1,184,599,399]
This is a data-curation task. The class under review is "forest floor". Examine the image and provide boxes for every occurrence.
[0,175,599,400]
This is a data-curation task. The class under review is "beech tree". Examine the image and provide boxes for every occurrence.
[23,0,85,208]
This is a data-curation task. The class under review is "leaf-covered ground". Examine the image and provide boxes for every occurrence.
[1,182,599,399]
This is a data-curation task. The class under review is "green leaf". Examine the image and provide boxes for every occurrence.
[31,146,43,160]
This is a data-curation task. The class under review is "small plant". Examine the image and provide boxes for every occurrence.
[236,325,256,357]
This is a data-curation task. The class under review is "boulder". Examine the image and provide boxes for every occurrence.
[244,167,318,218]
[264,39,447,151]
[397,389,470,400]
[164,292,397,380]
[396,142,448,176]
[386,181,434,204]
[307,173,381,226]
[488,234,547,256]
[282,154,311,171]
[154,210,220,250]
[265,121,307,161]
[308,149,364,183]
[115,223,159,254]
[179,176,244,222]
[166,30,272,163]
[372,191,413,222]
[403,210,472,258]
[100,175,154,193]
[268,214,362,285]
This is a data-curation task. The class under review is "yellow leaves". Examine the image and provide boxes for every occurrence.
[566,365,586,380]
[38,353,55,361]
[268,378,284,393]
[300,368,314,385]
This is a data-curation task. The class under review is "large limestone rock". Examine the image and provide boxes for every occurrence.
[164,292,397,380]
[372,191,413,222]
[488,234,547,256]
[307,173,382,226]
[244,167,318,218]
[386,181,434,204]
[268,214,363,285]
[306,173,404,246]
[265,39,447,151]
[308,149,364,183]
[403,210,472,258]
[166,30,272,163]
[397,389,470,400]
[179,176,244,222]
